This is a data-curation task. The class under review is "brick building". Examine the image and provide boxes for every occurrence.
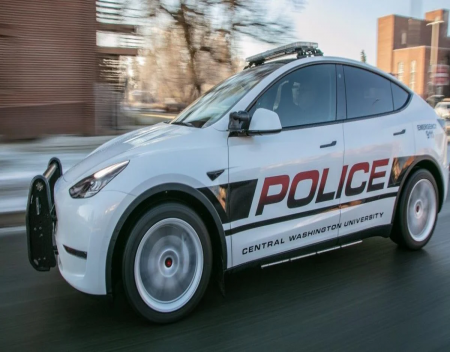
[377,9,450,99]
[0,1,98,139]
[0,0,139,140]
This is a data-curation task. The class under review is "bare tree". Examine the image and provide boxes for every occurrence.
[138,0,306,101]
[218,0,306,45]
[361,50,367,63]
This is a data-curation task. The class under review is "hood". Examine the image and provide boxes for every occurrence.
[63,123,189,183]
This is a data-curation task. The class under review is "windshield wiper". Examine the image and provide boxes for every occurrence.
[171,121,196,127]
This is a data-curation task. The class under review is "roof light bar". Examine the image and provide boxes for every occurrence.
[245,42,323,67]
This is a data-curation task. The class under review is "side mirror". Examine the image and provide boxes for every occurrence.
[229,111,250,132]
[248,108,282,134]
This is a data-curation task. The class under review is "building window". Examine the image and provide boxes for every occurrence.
[401,31,407,45]
[397,62,404,82]
[410,60,416,91]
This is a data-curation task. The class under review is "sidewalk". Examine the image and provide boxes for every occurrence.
[0,135,115,227]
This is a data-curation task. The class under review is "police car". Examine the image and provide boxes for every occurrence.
[26,42,448,323]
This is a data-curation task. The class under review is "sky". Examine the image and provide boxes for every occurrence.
[240,0,450,66]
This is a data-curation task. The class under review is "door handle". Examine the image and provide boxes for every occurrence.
[320,140,336,148]
[393,129,406,136]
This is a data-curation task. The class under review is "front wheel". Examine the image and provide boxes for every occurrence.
[122,202,212,323]
[391,169,439,250]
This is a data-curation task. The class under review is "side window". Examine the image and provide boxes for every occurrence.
[391,83,409,110]
[344,66,394,119]
[249,64,337,128]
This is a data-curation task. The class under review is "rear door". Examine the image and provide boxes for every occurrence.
[339,65,413,240]
[228,64,345,267]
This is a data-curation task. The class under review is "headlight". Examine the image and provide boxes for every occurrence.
[69,161,129,199]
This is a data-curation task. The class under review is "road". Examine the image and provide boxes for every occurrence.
[2,198,450,351]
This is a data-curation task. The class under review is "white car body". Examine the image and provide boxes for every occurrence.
[49,56,447,296]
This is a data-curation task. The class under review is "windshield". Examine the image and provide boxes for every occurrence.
[171,64,282,128]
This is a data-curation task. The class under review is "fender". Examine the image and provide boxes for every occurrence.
[390,155,445,223]
[105,183,227,294]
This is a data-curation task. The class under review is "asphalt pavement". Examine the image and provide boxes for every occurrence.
[2,195,450,351]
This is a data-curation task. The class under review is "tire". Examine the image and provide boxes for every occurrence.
[390,169,439,250]
[122,202,212,323]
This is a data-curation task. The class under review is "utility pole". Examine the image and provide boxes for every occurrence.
[427,18,444,97]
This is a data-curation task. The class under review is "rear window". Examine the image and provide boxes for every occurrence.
[391,83,409,110]
[344,66,394,119]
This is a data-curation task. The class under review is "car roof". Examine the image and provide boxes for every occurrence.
[254,56,413,94]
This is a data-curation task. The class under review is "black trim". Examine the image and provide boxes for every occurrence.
[207,169,225,181]
[63,245,87,259]
[105,183,228,295]
[226,224,392,273]
[248,129,282,135]
[226,192,397,236]
[229,119,342,135]
[336,64,347,120]
[277,119,343,132]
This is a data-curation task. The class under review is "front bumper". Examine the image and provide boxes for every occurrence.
[26,158,136,295]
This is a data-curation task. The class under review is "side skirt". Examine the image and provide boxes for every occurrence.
[225,224,392,273]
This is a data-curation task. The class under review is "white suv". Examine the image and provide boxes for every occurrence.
[26,43,448,323]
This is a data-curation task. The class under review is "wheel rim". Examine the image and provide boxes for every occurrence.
[407,179,437,242]
[134,218,203,313]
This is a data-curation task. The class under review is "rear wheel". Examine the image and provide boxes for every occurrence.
[122,202,212,323]
[391,169,438,250]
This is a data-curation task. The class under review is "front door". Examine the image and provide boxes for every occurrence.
[228,64,345,267]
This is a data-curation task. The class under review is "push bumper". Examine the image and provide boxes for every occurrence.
[26,158,136,295]
[26,158,62,271]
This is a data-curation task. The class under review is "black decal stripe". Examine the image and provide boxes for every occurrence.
[198,179,258,224]
[339,192,397,208]
[225,205,339,236]
[388,156,416,188]
[225,192,397,236]
[228,180,258,222]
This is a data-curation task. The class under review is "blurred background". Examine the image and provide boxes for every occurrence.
[2,2,450,350]
[0,0,449,227]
